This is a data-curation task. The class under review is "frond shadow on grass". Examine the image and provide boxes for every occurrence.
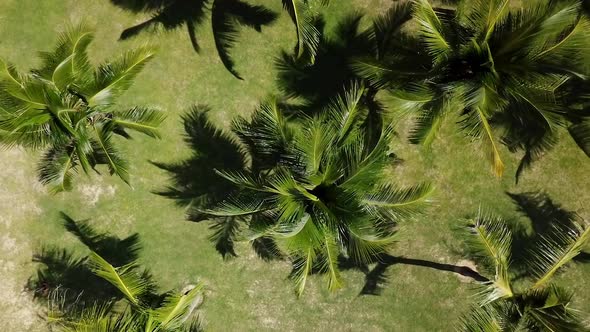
[27,213,151,307]
[153,106,282,259]
[507,191,589,264]
[109,0,278,79]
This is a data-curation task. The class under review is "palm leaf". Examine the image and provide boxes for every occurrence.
[363,184,433,221]
[86,251,149,305]
[147,283,204,331]
[37,145,77,194]
[459,305,505,332]
[113,107,165,139]
[412,0,450,63]
[92,125,130,184]
[466,213,514,304]
[530,222,590,288]
[319,231,343,291]
[86,46,155,106]
[282,0,322,61]
[35,23,94,85]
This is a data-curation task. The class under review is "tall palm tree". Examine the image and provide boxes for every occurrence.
[188,84,432,295]
[355,0,590,179]
[459,212,590,331]
[110,0,278,79]
[37,215,204,332]
[0,24,165,193]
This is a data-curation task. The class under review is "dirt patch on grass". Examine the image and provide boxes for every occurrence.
[0,148,46,331]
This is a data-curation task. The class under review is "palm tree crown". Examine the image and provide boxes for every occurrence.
[460,212,590,331]
[0,24,165,193]
[192,85,432,295]
[357,0,590,179]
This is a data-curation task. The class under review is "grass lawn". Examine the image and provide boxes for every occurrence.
[0,0,588,331]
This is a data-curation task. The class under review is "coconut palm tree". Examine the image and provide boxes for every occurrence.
[47,251,204,332]
[36,214,204,332]
[0,24,165,193]
[185,84,433,295]
[355,0,590,180]
[459,212,590,331]
[110,0,277,79]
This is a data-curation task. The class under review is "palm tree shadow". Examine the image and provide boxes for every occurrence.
[152,106,283,259]
[109,0,278,79]
[357,255,489,296]
[151,106,245,210]
[27,213,150,307]
[507,191,589,264]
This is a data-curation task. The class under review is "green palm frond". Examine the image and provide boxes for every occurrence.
[37,145,77,194]
[319,232,343,291]
[459,304,505,332]
[92,125,130,184]
[113,107,166,139]
[282,0,323,61]
[35,23,94,86]
[347,218,397,264]
[529,221,590,288]
[363,184,433,222]
[202,194,268,217]
[326,83,367,143]
[460,0,510,42]
[147,283,204,331]
[86,45,155,107]
[466,213,513,304]
[412,0,450,63]
[86,251,149,306]
[520,284,588,332]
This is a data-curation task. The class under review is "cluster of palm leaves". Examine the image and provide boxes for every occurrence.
[351,0,590,179]
[459,212,590,331]
[35,214,203,332]
[0,24,165,193]
[162,84,432,295]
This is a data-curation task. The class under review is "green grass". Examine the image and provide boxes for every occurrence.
[0,0,588,331]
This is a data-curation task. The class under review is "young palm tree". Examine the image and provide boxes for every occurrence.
[38,215,204,332]
[0,24,165,193]
[110,0,277,79]
[192,84,432,295]
[459,212,590,331]
[355,0,590,179]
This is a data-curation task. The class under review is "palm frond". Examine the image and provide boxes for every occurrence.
[148,283,204,331]
[86,45,155,106]
[326,82,367,143]
[466,213,514,304]
[35,23,94,86]
[459,304,505,332]
[113,107,165,139]
[318,231,343,291]
[282,0,322,61]
[86,251,149,306]
[347,218,397,264]
[412,0,450,63]
[363,184,433,221]
[37,145,77,194]
[529,221,590,288]
[92,125,130,184]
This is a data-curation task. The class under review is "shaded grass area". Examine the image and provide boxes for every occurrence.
[0,0,588,331]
